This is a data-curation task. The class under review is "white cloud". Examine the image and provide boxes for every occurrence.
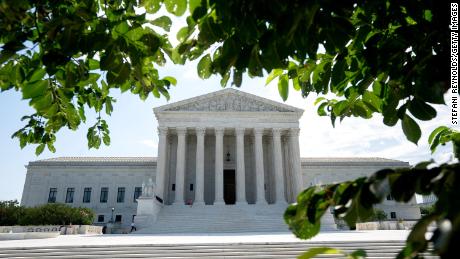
[183,66,200,80]
[139,139,158,149]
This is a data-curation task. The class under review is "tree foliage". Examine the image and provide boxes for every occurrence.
[285,134,460,258]
[0,200,24,225]
[176,0,448,145]
[0,0,176,154]
[0,0,457,258]
[0,1,449,149]
[0,201,94,226]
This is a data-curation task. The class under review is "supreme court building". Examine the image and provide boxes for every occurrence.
[21,89,420,233]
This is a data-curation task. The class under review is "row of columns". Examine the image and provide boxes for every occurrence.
[155,127,302,205]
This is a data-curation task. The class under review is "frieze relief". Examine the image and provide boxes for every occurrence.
[165,95,292,112]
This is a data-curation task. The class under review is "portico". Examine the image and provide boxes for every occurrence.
[156,126,302,206]
[152,89,304,207]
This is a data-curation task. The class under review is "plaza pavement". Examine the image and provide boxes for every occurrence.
[0,230,410,248]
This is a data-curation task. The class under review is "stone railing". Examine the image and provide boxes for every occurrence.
[0,225,103,235]
[356,221,417,230]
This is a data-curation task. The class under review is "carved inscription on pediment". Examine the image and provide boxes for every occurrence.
[165,95,291,112]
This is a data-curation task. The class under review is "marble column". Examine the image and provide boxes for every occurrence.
[235,128,246,204]
[214,127,225,205]
[155,127,168,203]
[194,127,206,205]
[289,128,302,200]
[174,127,187,204]
[254,128,267,205]
[272,128,286,204]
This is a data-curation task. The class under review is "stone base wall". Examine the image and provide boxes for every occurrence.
[0,225,102,234]
[356,221,417,230]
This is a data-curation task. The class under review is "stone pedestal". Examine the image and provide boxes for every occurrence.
[135,196,162,229]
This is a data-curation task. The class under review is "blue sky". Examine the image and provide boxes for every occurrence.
[0,59,455,202]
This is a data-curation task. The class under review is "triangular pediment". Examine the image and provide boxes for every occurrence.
[154,88,303,113]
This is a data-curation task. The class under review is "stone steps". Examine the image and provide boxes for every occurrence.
[137,204,297,233]
[0,241,439,259]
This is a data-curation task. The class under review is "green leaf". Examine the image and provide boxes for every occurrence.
[35,143,45,156]
[189,0,200,14]
[333,100,350,116]
[232,70,242,87]
[292,77,301,91]
[428,126,449,145]
[408,99,437,121]
[299,247,341,259]
[143,0,162,13]
[383,112,399,127]
[278,74,289,101]
[28,68,46,82]
[151,16,172,32]
[348,249,367,259]
[88,59,99,70]
[331,59,347,92]
[402,114,421,144]
[220,71,230,87]
[107,62,131,85]
[105,98,113,115]
[22,80,48,99]
[197,54,212,79]
[162,76,177,86]
[265,69,283,86]
[164,0,187,16]
[317,102,328,116]
[102,133,110,146]
[314,97,326,105]
[47,142,56,153]
[177,27,189,42]
[30,91,53,112]
[362,91,382,112]
[353,100,372,119]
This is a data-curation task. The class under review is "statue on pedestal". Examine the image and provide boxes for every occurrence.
[142,178,156,198]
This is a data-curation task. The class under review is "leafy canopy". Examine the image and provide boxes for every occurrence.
[176,0,448,145]
[0,0,449,154]
[0,200,94,225]
[0,0,177,154]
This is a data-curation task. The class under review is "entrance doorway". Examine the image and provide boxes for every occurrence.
[223,170,236,204]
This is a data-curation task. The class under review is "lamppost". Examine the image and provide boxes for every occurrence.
[110,207,114,223]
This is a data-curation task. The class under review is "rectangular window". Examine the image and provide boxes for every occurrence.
[172,184,175,191]
[65,188,75,203]
[390,212,397,219]
[115,215,122,222]
[97,215,105,223]
[117,187,125,203]
[48,188,57,203]
[100,187,108,203]
[83,187,92,203]
[190,184,194,191]
[133,187,142,202]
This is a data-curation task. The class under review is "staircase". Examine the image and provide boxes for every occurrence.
[136,204,290,234]
[0,240,439,258]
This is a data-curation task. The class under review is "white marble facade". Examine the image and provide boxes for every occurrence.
[21,89,421,230]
